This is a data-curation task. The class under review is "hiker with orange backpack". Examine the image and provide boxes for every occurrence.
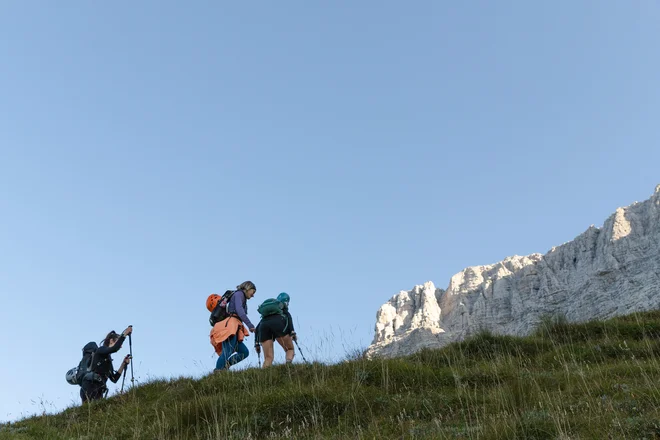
[254,292,296,367]
[208,281,257,372]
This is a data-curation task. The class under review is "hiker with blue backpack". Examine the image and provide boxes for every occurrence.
[78,326,133,403]
[208,281,257,372]
[254,292,297,367]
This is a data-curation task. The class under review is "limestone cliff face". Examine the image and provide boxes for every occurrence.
[368,185,660,358]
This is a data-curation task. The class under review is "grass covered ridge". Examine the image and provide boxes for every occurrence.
[3,311,660,439]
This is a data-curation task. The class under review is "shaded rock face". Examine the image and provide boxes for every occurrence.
[368,185,660,358]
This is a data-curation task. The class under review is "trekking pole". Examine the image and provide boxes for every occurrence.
[128,331,135,387]
[255,326,262,368]
[120,365,128,393]
[293,339,308,363]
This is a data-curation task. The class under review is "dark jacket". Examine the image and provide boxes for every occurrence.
[89,335,126,384]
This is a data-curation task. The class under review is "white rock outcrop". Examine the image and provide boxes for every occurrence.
[368,185,660,358]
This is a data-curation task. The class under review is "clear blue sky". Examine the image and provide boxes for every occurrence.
[1,1,659,422]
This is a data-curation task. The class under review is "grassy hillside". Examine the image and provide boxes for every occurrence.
[3,311,660,439]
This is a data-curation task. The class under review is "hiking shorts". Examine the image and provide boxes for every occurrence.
[257,315,289,343]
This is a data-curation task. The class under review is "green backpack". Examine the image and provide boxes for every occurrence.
[257,298,285,319]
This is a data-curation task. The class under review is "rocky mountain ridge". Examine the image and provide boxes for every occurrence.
[367,185,660,358]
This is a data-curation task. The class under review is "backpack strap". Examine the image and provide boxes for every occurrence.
[89,351,96,373]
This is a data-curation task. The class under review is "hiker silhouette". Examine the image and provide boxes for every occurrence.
[255,292,297,367]
[209,281,257,372]
[80,326,133,403]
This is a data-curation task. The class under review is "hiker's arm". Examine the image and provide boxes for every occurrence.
[285,310,295,333]
[109,356,130,383]
[233,291,255,330]
[284,309,297,341]
[95,336,126,356]
[108,369,122,383]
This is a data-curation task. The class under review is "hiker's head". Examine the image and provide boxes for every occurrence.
[237,281,257,299]
[103,330,120,347]
[277,292,290,306]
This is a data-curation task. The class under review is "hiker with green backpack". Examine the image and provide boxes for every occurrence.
[254,292,297,367]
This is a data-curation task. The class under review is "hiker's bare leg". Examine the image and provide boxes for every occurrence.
[262,339,275,367]
[276,335,295,363]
